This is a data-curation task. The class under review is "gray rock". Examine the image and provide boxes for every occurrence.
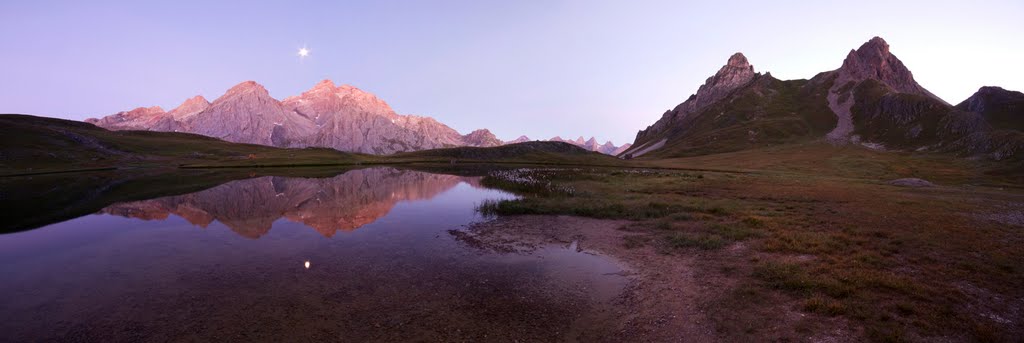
[887,178,935,187]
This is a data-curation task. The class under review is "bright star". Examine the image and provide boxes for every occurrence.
[298,47,310,57]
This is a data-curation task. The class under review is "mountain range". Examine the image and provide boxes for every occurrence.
[86,81,629,156]
[621,37,1023,160]
[82,36,1024,161]
[87,80,507,154]
[505,135,630,155]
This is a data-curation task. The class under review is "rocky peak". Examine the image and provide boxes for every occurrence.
[313,79,337,90]
[626,51,765,155]
[836,37,938,99]
[115,106,166,119]
[506,135,531,144]
[182,95,209,106]
[726,52,752,70]
[704,52,757,92]
[222,81,270,99]
[461,129,502,147]
[168,95,211,120]
[84,105,166,129]
[138,106,165,116]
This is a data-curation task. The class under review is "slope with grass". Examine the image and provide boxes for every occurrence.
[390,140,626,166]
[625,74,836,159]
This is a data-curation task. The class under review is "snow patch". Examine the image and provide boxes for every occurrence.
[629,138,667,158]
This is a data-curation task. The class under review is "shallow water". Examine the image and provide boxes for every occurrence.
[0,168,627,342]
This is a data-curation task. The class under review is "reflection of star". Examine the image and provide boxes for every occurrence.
[298,47,310,57]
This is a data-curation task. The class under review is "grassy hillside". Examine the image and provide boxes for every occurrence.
[628,75,836,159]
[641,142,1022,186]
[390,141,625,166]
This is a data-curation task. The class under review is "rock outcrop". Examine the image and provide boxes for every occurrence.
[86,80,503,154]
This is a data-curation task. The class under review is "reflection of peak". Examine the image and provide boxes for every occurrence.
[100,168,478,238]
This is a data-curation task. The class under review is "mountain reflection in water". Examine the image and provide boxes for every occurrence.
[99,168,482,238]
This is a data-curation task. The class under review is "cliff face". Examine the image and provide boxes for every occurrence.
[86,80,501,154]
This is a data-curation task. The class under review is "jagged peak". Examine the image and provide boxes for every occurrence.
[835,36,943,101]
[864,36,890,53]
[314,79,337,89]
[844,36,892,69]
[727,52,751,69]
[182,95,209,105]
[122,106,165,115]
[224,81,268,96]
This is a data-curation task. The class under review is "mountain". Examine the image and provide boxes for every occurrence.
[462,129,504,147]
[506,135,531,144]
[955,86,1024,132]
[544,135,628,155]
[86,80,503,154]
[622,37,1024,160]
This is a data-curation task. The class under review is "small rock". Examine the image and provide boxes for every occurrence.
[887,178,934,187]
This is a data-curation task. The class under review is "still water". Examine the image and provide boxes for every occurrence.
[0,168,627,342]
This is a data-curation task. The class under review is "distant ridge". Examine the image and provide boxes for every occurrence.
[505,135,629,155]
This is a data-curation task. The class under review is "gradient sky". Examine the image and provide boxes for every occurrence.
[2,0,1022,144]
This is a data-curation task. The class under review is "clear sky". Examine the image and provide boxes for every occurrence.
[2,0,1022,145]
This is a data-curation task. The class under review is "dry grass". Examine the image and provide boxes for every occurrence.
[477,145,1024,341]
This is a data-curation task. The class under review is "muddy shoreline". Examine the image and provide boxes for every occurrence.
[459,214,859,342]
